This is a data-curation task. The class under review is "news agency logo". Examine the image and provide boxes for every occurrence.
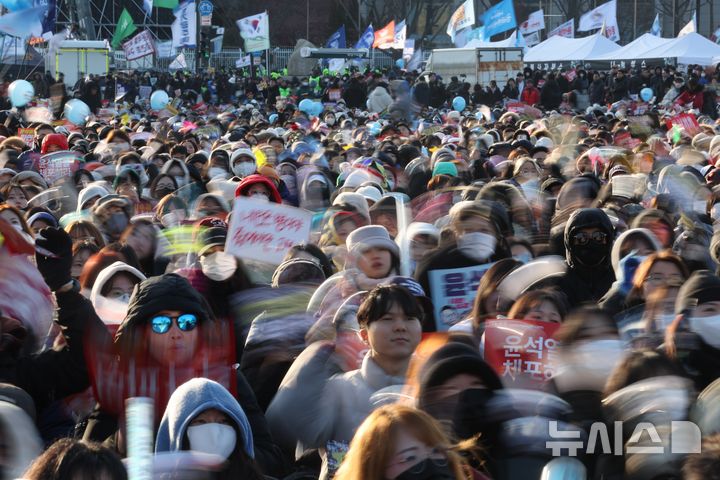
[546,420,702,456]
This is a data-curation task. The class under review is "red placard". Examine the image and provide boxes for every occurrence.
[483,318,561,389]
[666,112,701,137]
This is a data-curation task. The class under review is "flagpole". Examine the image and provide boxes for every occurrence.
[266,10,270,77]
[633,0,636,39]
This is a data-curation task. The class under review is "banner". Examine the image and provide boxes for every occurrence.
[236,11,270,52]
[112,8,137,49]
[482,0,517,40]
[235,54,251,68]
[156,40,174,58]
[548,19,574,38]
[168,52,188,70]
[35,0,56,38]
[355,24,374,49]
[402,38,415,59]
[520,9,544,35]
[650,13,661,36]
[524,31,540,46]
[0,5,45,39]
[225,197,313,265]
[171,1,196,48]
[483,319,560,389]
[122,30,155,61]
[326,25,346,48]
[447,0,475,42]
[678,11,696,37]
[33,150,82,185]
[428,263,495,331]
[406,47,423,71]
[600,19,620,42]
[392,19,406,49]
[578,0,616,31]
[373,20,395,48]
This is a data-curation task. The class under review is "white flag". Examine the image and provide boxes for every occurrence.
[235,54,251,68]
[447,0,475,42]
[171,1,196,48]
[578,0,617,31]
[392,19,406,49]
[549,19,575,38]
[520,9,545,35]
[168,52,187,70]
[236,12,270,52]
[678,11,696,37]
[524,31,540,46]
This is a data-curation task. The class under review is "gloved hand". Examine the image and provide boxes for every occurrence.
[617,250,643,295]
[35,227,74,291]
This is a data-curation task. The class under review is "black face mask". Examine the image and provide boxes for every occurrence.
[394,458,456,480]
[452,388,497,440]
[153,186,175,199]
[572,243,609,267]
[104,212,129,235]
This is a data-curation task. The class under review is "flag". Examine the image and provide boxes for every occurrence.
[713,27,720,43]
[513,30,527,50]
[0,5,46,38]
[235,54,251,68]
[143,0,152,17]
[112,8,137,49]
[549,19,574,38]
[406,47,422,71]
[403,38,415,59]
[524,31,540,46]
[599,18,620,41]
[154,0,178,8]
[519,9,545,35]
[169,52,187,69]
[326,25,346,48]
[373,20,395,48]
[482,0,517,40]
[171,1,196,48]
[678,11,696,37]
[447,0,475,42]
[392,19,406,49]
[355,24,374,49]
[650,13,661,36]
[236,11,270,52]
[211,35,223,53]
[579,0,617,31]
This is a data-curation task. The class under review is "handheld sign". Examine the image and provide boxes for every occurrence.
[226,197,313,265]
[428,263,495,331]
[33,150,82,185]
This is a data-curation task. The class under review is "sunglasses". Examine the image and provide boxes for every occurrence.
[572,231,608,246]
[150,313,198,334]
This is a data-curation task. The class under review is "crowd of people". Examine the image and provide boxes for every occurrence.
[1,59,720,480]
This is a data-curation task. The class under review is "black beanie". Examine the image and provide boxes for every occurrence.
[675,270,720,314]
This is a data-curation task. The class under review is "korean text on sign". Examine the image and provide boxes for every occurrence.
[427,263,494,331]
[225,197,313,265]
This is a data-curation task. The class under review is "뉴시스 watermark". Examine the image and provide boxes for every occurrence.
[546,420,702,456]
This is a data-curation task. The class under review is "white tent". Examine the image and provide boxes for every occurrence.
[464,30,523,49]
[633,32,720,65]
[524,33,619,63]
[591,33,673,60]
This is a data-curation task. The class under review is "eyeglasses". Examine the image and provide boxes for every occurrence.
[572,231,608,246]
[150,313,198,334]
[645,274,684,286]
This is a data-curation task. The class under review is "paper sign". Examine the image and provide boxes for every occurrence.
[666,112,701,137]
[226,197,313,264]
[428,263,495,331]
[123,30,155,61]
[483,318,560,388]
[34,150,82,185]
[17,128,34,147]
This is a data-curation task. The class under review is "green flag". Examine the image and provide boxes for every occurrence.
[154,0,179,8]
[111,8,137,49]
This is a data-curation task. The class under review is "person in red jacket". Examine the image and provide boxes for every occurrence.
[674,78,705,111]
[520,79,541,106]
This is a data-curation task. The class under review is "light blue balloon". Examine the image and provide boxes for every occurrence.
[268,113,278,124]
[640,87,653,102]
[63,99,91,126]
[452,96,466,111]
[395,58,405,69]
[150,90,170,110]
[311,102,324,117]
[8,79,34,108]
[298,98,314,114]
[368,122,381,136]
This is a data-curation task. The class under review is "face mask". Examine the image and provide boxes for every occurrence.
[105,212,128,235]
[250,192,269,199]
[458,232,496,262]
[553,339,625,392]
[200,251,237,281]
[394,458,456,480]
[208,167,228,179]
[513,252,533,264]
[187,423,237,460]
[154,186,175,199]
[174,175,187,188]
[573,244,609,267]
[232,161,256,177]
[689,315,720,349]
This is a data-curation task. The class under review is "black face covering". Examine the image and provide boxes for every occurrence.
[452,388,497,440]
[153,186,175,199]
[394,458,456,480]
[572,243,609,267]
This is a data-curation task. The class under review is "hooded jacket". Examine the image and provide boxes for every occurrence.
[234,174,282,203]
[156,377,254,457]
[40,133,69,154]
[77,184,109,212]
[89,261,146,327]
[556,208,616,306]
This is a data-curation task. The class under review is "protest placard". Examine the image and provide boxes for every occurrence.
[666,112,701,137]
[17,127,34,146]
[225,197,313,264]
[33,150,82,185]
[483,318,560,389]
[428,263,495,331]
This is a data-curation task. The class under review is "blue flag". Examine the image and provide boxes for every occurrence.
[326,25,346,48]
[35,0,56,36]
[650,14,661,36]
[482,0,517,40]
[355,24,374,49]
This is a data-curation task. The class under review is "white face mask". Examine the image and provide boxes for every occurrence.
[187,423,237,460]
[457,232,496,262]
[250,192,269,200]
[200,251,237,281]
[208,167,228,179]
[552,338,625,392]
[232,161,256,178]
[689,314,720,349]
[174,175,188,188]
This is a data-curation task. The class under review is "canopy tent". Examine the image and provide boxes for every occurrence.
[630,32,720,66]
[464,30,525,50]
[591,33,673,60]
[524,33,619,64]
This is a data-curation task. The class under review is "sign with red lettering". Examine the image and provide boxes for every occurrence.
[483,318,560,389]
[666,112,701,137]
[225,197,313,264]
[34,150,82,185]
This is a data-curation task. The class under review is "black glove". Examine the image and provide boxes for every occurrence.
[35,227,73,291]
